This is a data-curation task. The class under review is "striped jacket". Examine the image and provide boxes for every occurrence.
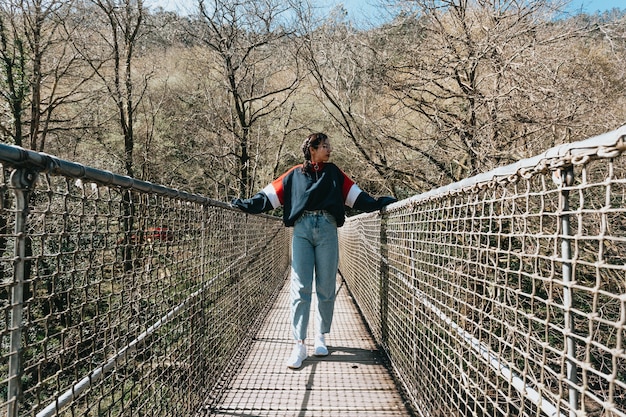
[231,162,395,227]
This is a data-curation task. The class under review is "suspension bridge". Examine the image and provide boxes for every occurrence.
[1,126,626,417]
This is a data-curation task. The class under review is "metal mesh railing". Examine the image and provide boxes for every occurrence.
[0,145,291,416]
[339,126,626,417]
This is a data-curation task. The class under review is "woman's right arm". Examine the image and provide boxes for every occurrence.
[230,166,298,214]
[231,191,275,214]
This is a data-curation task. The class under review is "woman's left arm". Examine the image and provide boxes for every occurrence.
[353,192,397,212]
[339,167,397,212]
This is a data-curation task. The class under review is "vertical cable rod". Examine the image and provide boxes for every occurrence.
[7,169,38,417]
[559,165,579,417]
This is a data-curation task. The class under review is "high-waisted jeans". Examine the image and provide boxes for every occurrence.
[290,210,339,341]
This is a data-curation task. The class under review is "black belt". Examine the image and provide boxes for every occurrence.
[303,210,328,215]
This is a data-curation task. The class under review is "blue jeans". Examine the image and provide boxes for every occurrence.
[290,210,339,341]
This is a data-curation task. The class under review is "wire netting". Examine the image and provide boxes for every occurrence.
[339,127,626,417]
[0,151,290,417]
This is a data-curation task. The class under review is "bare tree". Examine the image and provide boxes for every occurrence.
[0,0,94,151]
[73,0,149,271]
[196,0,301,198]
[0,2,27,146]
[295,2,446,197]
[376,0,611,182]
[92,0,147,177]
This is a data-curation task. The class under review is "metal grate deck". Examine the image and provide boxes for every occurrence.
[206,276,415,416]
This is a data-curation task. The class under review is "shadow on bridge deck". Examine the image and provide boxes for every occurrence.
[205,275,415,417]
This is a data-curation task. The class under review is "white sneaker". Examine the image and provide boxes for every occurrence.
[314,334,328,356]
[286,342,307,369]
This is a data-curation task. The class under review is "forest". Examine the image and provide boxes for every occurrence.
[1,0,625,202]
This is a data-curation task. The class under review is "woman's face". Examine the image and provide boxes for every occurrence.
[310,139,332,164]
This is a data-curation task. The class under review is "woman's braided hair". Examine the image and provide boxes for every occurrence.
[301,132,327,173]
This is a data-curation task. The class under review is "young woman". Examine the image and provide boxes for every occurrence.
[231,132,396,369]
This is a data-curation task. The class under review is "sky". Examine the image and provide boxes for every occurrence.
[568,0,622,13]
[147,0,621,19]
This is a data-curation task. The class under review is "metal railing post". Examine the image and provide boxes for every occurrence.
[559,165,578,417]
[379,212,389,346]
[7,168,38,417]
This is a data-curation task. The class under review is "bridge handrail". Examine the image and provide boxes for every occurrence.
[340,125,626,417]
[392,125,626,208]
[0,144,290,416]
[0,143,223,207]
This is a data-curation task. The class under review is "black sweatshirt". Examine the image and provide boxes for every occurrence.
[231,162,396,227]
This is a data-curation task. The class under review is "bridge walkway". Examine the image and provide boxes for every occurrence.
[205,275,415,417]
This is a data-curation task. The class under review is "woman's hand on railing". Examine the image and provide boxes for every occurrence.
[377,196,397,210]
